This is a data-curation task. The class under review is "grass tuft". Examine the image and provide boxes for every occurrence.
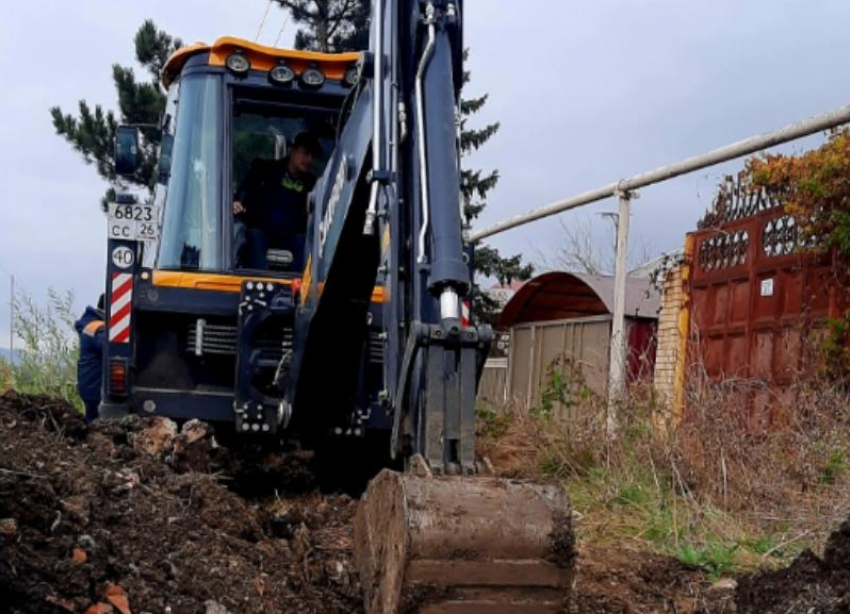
[9,288,82,409]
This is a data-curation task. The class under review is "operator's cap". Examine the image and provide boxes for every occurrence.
[293,132,323,158]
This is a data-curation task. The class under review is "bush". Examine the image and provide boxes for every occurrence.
[822,311,850,385]
[477,353,850,575]
[476,404,513,439]
[11,289,82,409]
[746,128,850,261]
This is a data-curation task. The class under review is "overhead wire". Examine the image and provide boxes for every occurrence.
[254,0,274,43]
[274,14,291,47]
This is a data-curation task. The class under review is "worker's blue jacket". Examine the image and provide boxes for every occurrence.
[74,306,105,403]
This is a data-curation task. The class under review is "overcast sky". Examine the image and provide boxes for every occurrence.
[2,0,849,348]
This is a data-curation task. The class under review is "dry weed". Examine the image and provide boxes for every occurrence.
[478,360,850,574]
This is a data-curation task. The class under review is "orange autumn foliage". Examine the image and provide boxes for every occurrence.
[743,128,850,257]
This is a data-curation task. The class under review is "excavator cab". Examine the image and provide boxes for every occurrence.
[156,40,356,276]
[229,112,325,273]
[101,40,386,438]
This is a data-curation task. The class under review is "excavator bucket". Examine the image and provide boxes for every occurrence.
[355,470,575,614]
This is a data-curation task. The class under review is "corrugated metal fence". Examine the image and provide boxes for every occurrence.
[480,316,612,416]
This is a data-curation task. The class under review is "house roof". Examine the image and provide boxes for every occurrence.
[499,272,660,327]
[629,250,685,278]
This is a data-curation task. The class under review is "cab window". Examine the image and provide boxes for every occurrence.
[230,88,336,273]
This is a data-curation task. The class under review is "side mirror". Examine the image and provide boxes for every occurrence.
[158,134,174,182]
[115,126,141,177]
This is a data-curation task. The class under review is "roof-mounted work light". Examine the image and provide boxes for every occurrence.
[343,65,359,87]
[226,52,251,76]
[269,62,295,85]
[300,64,325,88]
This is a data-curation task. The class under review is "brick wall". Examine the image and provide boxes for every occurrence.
[653,265,684,406]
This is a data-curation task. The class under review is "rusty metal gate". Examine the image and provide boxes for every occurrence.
[687,177,840,426]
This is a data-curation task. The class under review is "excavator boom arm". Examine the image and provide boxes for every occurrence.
[287,0,484,473]
[285,3,576,612]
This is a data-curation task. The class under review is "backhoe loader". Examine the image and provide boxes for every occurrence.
[103,1,574,611]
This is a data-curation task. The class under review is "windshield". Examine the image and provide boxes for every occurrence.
[158,74,224,271]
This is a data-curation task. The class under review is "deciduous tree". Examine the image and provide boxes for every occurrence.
[745,128,850,257]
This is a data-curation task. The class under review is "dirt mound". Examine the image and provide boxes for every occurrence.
[570,547,733,614]
[0,391,743,614]
[737,517,850,614]
[0,391,361,614]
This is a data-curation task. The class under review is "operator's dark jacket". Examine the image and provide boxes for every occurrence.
[74,306,105,404]
[235,158,316,247]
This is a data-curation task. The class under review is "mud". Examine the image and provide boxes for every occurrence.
[737,517,850,614]
[5,391,848,614]
[569,547,733,614]
[0,391,361,614]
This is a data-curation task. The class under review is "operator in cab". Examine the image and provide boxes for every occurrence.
[232,132,322,271]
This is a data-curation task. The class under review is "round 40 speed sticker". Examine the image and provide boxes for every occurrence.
[112,246,135,269]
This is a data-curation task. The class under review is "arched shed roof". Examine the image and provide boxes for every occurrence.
[499,272,660,327]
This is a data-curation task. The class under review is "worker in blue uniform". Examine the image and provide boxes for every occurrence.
[74,295,106,424]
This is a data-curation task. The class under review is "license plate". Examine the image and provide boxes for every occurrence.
[108,203,159,223]
[107,204,161,241]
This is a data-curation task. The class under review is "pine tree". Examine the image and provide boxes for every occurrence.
[50,21,182,209]
[274,1,371,52]
[458,51,533,323]
[275,3,533,323]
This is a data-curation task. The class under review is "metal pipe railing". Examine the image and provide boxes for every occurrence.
[470,103,850,242]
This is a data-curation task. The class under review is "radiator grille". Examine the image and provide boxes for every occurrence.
[186,321,380,363]
[186,322,293,359]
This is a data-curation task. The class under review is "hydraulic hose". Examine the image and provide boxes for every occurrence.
[416,3,437,263]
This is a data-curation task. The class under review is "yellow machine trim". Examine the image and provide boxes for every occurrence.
[152,270,386,303]
[152,271,292,293]
[301,255,313,303]
[672,233,695,424]
[161,42,213,88]
[162,36,360,88]
[381,225,391,258]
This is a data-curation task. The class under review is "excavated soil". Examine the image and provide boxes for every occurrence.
[569,547,731,614]
[0,392,361,614]
[737,518,850,614]
[2,391,847,614]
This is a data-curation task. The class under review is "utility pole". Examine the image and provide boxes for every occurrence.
[607,189,636,439]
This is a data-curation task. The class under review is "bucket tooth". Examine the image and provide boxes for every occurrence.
[355,470,575,614]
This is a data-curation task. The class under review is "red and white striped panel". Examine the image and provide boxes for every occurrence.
[461,301,471,327]
[109,272,133,344]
